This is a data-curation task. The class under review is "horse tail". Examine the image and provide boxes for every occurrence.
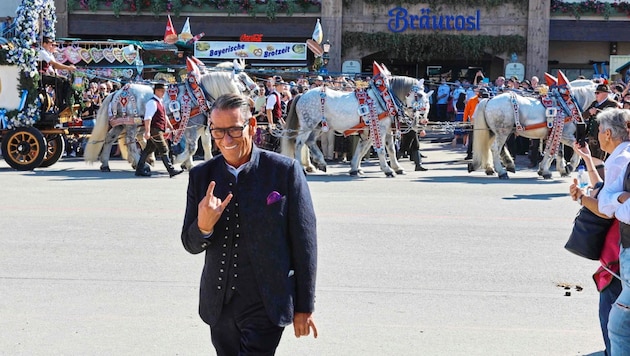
[471,98,492,171]
[84,94,114,163]
[281,93,302,158]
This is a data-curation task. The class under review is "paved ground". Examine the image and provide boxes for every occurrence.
[0,141,608,355]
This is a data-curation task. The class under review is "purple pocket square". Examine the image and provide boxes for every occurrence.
[266,191,283,205]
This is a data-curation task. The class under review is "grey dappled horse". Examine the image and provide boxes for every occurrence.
[85,70,256,171]
[469,80,596,179]
[282,76,425,177]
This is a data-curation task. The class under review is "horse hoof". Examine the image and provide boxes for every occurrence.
[537,170,543,176]
[100,165,111,172]
[542,174,552,179]
[507,166,516,173]
[305,166,316,173]
[485,170,495,176]
[349,170,358,176]
[385,172,395,177]
[467,163,474,173]
[498,173,509,179]
[561,172,570,178]
[396,169,405,175]
[358,169,364,175]
[317,164,327,172]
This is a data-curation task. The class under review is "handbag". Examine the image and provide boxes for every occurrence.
[565,204,614,260]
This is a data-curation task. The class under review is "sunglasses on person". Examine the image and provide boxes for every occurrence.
[210,124,248,139]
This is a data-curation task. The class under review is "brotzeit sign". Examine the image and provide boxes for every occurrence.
[194,41,307,60]
[388,7,481,33]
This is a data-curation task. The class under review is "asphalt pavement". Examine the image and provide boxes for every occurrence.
[0,141,608,355]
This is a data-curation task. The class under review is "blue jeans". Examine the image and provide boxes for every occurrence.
[608,247,630,355]
[601,278,622,355]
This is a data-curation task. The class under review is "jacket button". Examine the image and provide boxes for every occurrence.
[201,243,207,248]
[217,286,222,290]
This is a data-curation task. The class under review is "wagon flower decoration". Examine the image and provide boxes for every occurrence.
[3,0,56,128]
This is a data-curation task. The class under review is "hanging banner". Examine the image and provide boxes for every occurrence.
[194,41,307,60]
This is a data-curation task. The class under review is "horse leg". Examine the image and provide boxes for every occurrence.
[200,127,213,161]
[555,145,568,177]
[173,128,198,170]
[375,128,395,177]
[99,125,124,172]
[126,127,141,170]
[490,136,509,179]
[538,152,554,179]
[305,131,327,172]
[385,131,404,175]
[500,145,516,173]
[349,132,370,176]
[295,132,316,173]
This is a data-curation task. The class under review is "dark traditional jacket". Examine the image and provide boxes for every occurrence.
[181,146,317,327]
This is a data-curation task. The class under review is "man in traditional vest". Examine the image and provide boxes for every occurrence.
[135,82,183,178]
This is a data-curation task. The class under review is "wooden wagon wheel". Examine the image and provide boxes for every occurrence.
[39,133,65,167]
[1,127,46,170]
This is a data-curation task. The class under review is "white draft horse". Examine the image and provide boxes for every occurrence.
[282,75,425,177]
[469,78,595,179]
[84,62,256,172]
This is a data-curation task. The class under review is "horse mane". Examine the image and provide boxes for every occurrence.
[389,76,417,101]
[198,71,241,101]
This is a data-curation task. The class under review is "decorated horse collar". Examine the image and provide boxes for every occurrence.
[370,73,399,118]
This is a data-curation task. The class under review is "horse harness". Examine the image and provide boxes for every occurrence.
[331,74,406,153]
[507,87,583,157]
[109,70,216,145]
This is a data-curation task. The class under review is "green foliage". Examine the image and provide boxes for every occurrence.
[342,31,526,62]
[344,0,524,9]
[70,0,321,20]
[551,0,630,20]
[112,0,125,16]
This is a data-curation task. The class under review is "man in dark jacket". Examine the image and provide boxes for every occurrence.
[583,83,621,164]
[180,93,318,355]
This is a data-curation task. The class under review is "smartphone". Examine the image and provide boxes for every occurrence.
[576,122,587,147]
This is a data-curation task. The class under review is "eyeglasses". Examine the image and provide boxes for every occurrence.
[210,124,247,139]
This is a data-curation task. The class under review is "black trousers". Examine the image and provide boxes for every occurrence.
[210,293,284,356]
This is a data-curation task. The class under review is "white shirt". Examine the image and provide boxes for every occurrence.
[143,95,162,121]
[597,141,630,221]
[265,90,279,110]
[38,49,56,75]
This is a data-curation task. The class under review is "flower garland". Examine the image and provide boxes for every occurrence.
[551,0,630,20]
[3,0,57,128]
[69,0,321,18]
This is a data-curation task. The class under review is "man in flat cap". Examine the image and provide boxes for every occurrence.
[135,82,183,178]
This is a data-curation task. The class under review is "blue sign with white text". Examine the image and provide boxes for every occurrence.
[388,7,481,33]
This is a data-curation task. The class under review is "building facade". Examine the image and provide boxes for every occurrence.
[51,0,630,81]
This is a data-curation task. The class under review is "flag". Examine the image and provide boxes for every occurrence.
[179,17,193,42]
[312,19,323,44]
[164,15,178,44]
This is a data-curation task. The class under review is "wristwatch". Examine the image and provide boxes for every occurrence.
[578,195,584,206]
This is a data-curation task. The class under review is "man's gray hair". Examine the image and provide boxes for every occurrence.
[596,108,630,141]
[210,93,251,124]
